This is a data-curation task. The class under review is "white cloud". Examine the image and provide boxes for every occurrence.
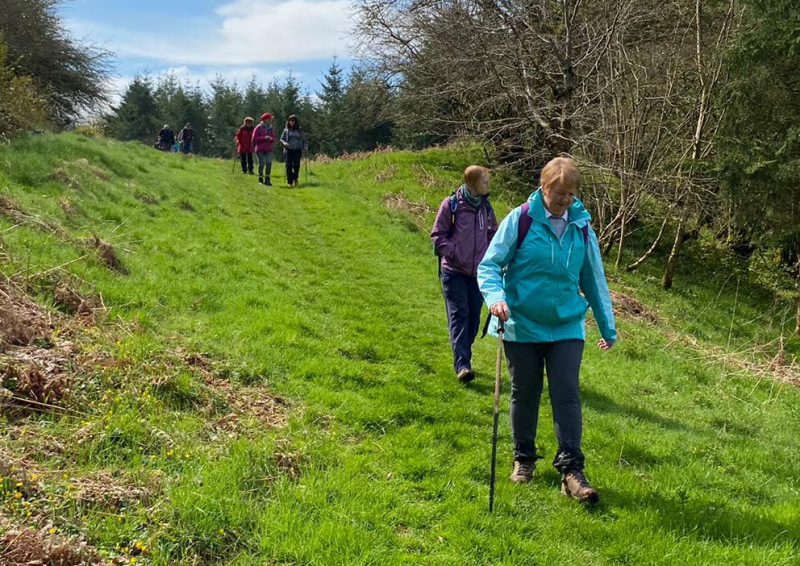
[67,0,353,65]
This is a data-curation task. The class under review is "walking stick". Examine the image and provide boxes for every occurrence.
[489,318,505,513]
[232,152,237,174]
[303,151,308,185]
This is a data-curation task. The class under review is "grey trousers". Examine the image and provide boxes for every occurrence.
[504,339,585,472]
[255,151,273,179]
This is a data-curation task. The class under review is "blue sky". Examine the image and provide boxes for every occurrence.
[60,0,356,103]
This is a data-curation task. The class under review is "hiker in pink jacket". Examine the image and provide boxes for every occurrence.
[252,113,276,185]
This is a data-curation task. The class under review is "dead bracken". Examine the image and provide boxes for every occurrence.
[53,279,102,320]
[0,517,107,566]
[0,283,52,350]
[86,236,128,275]
[610,290,659,324]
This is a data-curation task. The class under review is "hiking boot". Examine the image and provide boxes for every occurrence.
[561,470,599,503]
[258,177,264,184]
[456,368,475,383]
[509,460,534,483]
[265,179,272,186]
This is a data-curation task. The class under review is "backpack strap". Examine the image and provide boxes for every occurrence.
[516,203,589,249]
[516,202,533,249]
[447,192,459,234]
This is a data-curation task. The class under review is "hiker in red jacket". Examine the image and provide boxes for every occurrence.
[252,113,276,185]
[234,117,255,175]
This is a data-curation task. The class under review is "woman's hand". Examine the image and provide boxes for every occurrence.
[490,301,509,322]
[597,339,614,351]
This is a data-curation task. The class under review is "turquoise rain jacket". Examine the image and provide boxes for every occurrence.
[477,189,616,344]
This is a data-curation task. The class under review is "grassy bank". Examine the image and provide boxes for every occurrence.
[1,134,798,565]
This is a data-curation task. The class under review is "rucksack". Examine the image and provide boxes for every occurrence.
[516,202,588,248]
[434,191,494,258]
[447,191,494,235]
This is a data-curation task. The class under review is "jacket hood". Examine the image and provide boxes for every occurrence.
[527,188,591,225]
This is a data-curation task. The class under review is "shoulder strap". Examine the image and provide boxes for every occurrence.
[516,202,532,249]
[483,197,493,218]
[448,192,459,215]
[448,192,459,232]
[581,222,589,244]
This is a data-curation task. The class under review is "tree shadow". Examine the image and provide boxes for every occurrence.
[597,484,798,546]
[581,387,694,433]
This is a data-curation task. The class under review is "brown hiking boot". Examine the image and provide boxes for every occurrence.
[561,470,599,503]
[457,368,475,383]
[509,460,534,483]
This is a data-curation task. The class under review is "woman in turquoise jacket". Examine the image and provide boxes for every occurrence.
[477,156,615,503]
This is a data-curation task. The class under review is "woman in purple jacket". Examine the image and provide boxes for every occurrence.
[431,165,498,382]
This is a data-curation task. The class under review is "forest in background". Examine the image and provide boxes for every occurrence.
[1,0,799,327]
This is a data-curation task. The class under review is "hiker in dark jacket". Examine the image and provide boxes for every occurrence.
[252,113,276,185]
[279,115,306,187]
[158,125,175,151]
[431,165,498,383]
[234,117,255,174]
[477,156,615,503]
[178,124,194,154]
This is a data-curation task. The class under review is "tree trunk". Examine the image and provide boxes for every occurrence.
[663,208,689,290]
[796,261,800,334]
[615,210,626,270]
[626,213,670,272]
[615,178,627,270]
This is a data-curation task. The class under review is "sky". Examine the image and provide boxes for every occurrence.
[59,0,357,103]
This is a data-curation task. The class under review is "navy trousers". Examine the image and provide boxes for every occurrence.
[440,267,483,374]
[504,339,586,473]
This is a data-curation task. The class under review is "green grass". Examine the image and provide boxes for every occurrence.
[0,133,798,565]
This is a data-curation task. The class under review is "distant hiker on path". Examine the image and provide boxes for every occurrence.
[279,115,306,187]
[158,124,175,151]
[431,165,498,383]
[477,156,616,503]
[178,123,195,155]
[252,113,275,185]
[235,117,255,175]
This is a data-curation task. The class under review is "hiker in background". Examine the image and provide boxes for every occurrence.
[252,113,276,185]
[235,117,255,175]
[279,115,306,187]
[158,124,175,151]
[431,165,498,383]
[477,156,615,503]
[178,123,195,155]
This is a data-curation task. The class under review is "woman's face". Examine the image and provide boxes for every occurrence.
[288,118,296,126]
[541,180,577,216]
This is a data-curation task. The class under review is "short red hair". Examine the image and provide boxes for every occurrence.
[540,157,580,191]
[463,165,489,189]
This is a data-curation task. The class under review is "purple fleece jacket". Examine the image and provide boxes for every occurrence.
[431,188,498,277]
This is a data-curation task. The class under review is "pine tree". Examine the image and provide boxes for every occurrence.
[317,58,347,156]
[107,76,158,143]
[243,76,268,122]
[206,76,244,158]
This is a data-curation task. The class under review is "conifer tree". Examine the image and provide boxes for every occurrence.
[107,76,158,143]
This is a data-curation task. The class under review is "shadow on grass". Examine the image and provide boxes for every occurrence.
[582,387,694,432]
[598,485,798,546]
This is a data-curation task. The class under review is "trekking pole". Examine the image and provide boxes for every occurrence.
[304,151,308,185]
[232,152,236,174]
[489,318,505,513]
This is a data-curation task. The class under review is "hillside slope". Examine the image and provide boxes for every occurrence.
[1,134,798,565]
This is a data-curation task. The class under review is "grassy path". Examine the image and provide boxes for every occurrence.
[0,135,798,565]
